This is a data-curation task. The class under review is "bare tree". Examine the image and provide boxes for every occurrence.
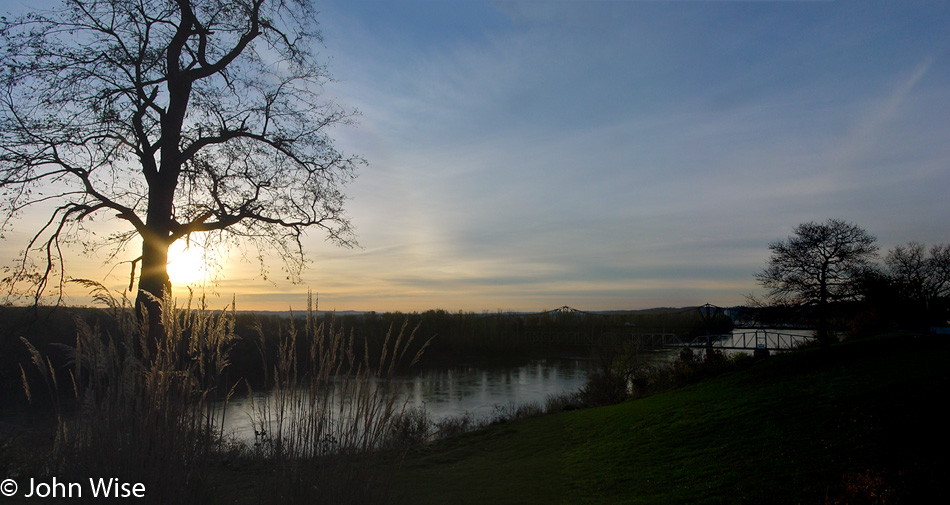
[885,242,950,310]
[932,244,950,298]
[756,219,877,345]
[0,0,361,336]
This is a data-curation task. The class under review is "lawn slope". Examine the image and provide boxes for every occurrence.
[393,333,948,504]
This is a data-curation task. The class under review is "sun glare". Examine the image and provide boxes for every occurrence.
[166,239,210,286]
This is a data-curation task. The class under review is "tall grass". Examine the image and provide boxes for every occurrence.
[245,294,429,503]
[17,284,430,504]
[19,282,237,503]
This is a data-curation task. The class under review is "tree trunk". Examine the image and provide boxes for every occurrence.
[816,269,831,348]
[134,180,176,352]
[817,285,831,348]
[817,302,830,347]
[135,231,171,353]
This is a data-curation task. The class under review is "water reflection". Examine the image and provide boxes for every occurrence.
[401,358,595,420]
[220,357,597,444]
[218,328,815,444]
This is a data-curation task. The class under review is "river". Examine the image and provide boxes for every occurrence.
[218,355,602,444]
[217,328,815,444]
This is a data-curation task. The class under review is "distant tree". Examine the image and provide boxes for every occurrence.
[933,244,950,296]
[884,242,950,322]
[0,0,361,340]
[756,219,878,345]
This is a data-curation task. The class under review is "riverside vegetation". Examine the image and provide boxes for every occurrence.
[3,284,431,504]
[385,331,947,505]
[1,288,944,504]
[1,301,733,404]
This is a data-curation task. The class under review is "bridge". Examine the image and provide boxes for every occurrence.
[534,305,817,355]
[608,330,816,356]
[667,330,817,355]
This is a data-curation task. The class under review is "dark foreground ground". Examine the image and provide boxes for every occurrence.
[383,333,947,505]
[3,332,946,504]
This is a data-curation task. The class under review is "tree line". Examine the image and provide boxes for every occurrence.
[756,218,949,344]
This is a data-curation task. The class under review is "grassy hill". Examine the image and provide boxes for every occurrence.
[390,333,947,504]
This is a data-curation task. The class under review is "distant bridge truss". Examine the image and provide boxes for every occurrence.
[532,305,817,354]
[669,330,817,353]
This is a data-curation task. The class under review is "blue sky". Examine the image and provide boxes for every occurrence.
[4,1,950,311]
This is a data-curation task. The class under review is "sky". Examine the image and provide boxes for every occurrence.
[3,0,950,312]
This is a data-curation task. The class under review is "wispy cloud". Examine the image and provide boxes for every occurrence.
[15,1,949,311]
[276,1,950,311]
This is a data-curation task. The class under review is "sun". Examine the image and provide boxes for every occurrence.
[166,239,211,286]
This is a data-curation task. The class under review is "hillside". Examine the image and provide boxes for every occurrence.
[390,333,948,504]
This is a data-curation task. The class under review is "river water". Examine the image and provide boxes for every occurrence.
[218,328,814,443]
[218,355,603,443]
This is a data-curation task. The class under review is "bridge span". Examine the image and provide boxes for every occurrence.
[666,330,816,355]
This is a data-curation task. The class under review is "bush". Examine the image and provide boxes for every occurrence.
[389,406,433,446]
[578,370,630,407]
[826,469,906,505]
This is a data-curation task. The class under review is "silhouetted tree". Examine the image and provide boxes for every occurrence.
[1,0,361,340]
[756,219,877,346]
[884,242,950,324]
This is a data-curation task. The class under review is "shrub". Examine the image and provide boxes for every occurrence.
[388,405,433,446]
[578,370,630,407]
[826,469,906,505]
[433,412,478,439]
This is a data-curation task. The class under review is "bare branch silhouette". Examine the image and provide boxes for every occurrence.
[1,0,362,339]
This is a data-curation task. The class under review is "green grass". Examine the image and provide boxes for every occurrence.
[11,330,942,504]
[388,333,948,505]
